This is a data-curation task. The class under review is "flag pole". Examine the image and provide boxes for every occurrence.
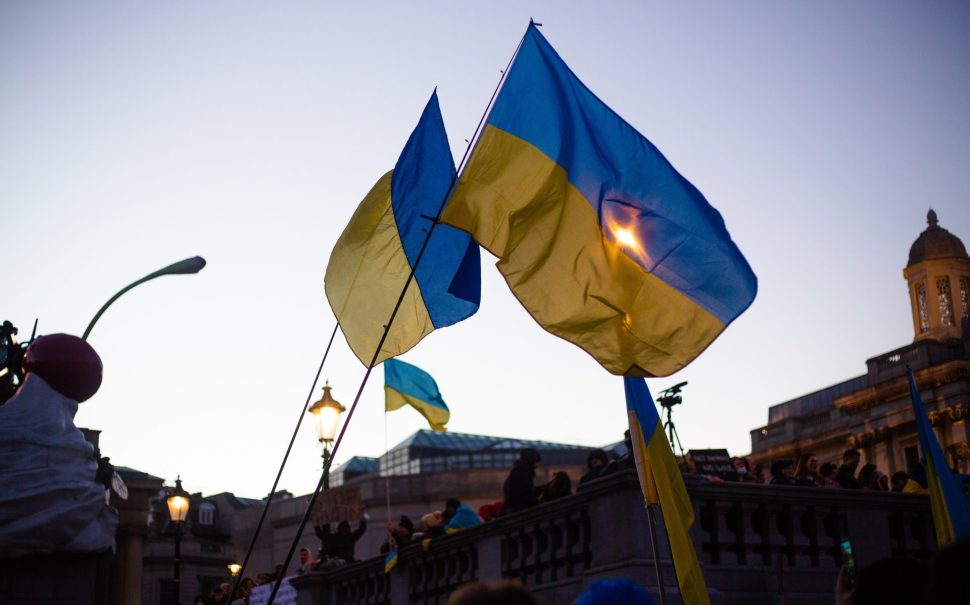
[264,24,530,604]
[646,504,670,605]
[224,323,339,599]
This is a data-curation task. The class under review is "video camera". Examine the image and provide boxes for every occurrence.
[656,381,687,410]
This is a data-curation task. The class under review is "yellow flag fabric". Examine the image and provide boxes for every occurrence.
[325,171,435,365]
[325,92,480,366]
[626,377,710,605]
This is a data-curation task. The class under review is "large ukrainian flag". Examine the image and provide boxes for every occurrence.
[384,358,450,432]
[326,92,480,366]
[442,25,756,377]
[907,371,970,546]
[625,377,709,605]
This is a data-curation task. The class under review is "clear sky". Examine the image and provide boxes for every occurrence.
[3,1,969,499]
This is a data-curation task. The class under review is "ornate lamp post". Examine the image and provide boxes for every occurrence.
[166,476,191,605]
[308,381,345,489]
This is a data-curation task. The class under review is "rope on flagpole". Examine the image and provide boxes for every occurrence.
[264,24,531,603]
[225,323,339,601]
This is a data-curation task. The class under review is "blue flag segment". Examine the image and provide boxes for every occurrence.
[326,91,480,365]
[907,370,970,546]
[443,24,756,376]
[391,93,481,328]
[384,358,450,432]
[624,377,710,605]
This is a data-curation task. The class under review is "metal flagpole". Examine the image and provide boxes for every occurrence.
[224,323,339,600]
[646,504,670,605]
[265,23,531,604]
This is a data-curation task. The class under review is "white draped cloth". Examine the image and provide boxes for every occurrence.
[0,373,117,556]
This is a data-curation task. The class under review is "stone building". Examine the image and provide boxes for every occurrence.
[750,210,970,474]
[230,429,591,575]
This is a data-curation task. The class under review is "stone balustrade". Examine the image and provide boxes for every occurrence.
[291,470,935,605]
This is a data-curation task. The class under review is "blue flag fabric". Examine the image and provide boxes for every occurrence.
[326,92,480,366]
[907,370,970,546]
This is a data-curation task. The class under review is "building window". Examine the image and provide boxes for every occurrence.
[916,282,929,332]
[960,276,969,319]
[197,502,215,526]
[904,445,920,476]
[937,277,954,327]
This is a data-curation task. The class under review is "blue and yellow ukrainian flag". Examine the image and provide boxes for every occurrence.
[384,358,449,432]
[907,370,970,546]
[326,91,480,366]
[625,377,709,605]
[384,548,399,573]
[442,24,756,377]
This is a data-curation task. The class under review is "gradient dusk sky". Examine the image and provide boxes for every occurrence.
[3,1,969,498]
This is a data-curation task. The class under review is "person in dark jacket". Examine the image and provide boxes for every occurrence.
[315,516,368,563]
[834,449,862,489]
[539,471,572,502]
[380,515,414,554]
[769,459,796,486]
[579,449,610,485]
[503,448,541,514]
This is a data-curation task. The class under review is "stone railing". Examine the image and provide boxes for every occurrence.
[291,471,935,605]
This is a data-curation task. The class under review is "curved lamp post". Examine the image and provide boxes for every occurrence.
[82,256,206,341]
[166,477,191,605]
[308,381,345,489]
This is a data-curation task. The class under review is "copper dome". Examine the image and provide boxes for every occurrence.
[907,210,968,267]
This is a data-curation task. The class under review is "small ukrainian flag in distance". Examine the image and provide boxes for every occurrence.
[384,358,450,432]
[384,548,399,574]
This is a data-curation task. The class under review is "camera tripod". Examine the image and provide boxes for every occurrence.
[661,403,686,461]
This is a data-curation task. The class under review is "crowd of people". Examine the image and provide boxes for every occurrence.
[715,448,929,494]
[297,442,935,572]
[214,439,962,604]
[372,444,638,557]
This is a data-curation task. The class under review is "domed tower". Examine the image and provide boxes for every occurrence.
[904,210,970,342]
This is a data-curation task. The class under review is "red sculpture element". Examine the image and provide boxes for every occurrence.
[23,334,103,402]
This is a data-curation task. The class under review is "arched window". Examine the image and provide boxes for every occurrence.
[197,502,216,526]
[916,282,929,332]
[960,276,969,319]
[937,277,954,327]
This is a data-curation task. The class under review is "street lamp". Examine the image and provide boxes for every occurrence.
[166,476,191,605]
[228,562,242,577]
[82,256,207,341]
[308,381,345,489]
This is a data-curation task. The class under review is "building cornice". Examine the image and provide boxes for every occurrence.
[834,360,970,413]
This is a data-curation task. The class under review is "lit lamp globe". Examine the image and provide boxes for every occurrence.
[228,563,242,577]
[166,477,190,524]
[308,381,345,444]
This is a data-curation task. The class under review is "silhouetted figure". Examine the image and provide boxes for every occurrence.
[580,449,610,484]
[539,471,572,502]
[503,448,541,514]
[315,517,367,563]
[835,449,862,489]
[447,580,537,605]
